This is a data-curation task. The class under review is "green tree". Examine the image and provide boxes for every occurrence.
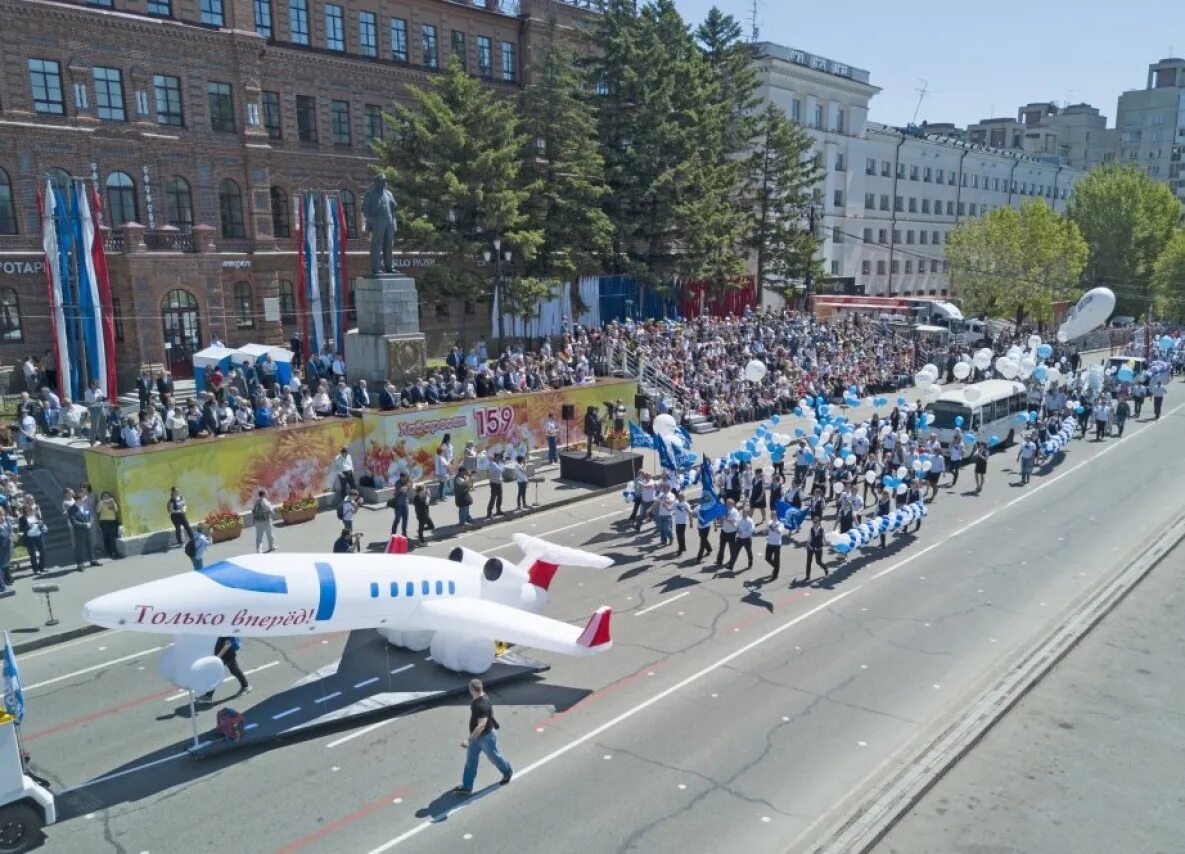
[374,57,542,310]
[1066,163,1182,318]
[1152,229,1185,321]
[946,199,1088,326]
[742,104,824,301]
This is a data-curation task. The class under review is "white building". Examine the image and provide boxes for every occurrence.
[753,42,1083,301]
[1115,57,1185,203]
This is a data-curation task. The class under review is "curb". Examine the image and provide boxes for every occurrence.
[6,478,628,655]
[809,509,1185,854]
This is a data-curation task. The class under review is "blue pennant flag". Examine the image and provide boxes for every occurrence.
[3,632,24,725]
[655,434,677,472]
[676,426,692,449]
[628,421,654,449]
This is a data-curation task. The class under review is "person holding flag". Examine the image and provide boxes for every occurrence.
[2,632,24,727]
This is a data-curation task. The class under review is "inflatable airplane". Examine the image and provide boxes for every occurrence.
[83,534,615,688]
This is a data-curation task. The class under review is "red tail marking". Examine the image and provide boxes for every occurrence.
[527,559,560,591]
[577,606,612,648]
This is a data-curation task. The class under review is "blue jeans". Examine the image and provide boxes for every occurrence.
[462,731,511,789]
[392,506,408,536]
[458,504,472,525]
[657,514,673,544]
[547,436,557,463]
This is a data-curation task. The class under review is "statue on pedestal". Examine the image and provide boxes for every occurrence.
[362,175,398,276]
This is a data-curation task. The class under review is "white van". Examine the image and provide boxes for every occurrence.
[926,380,1029,448]
[953,319,987,346]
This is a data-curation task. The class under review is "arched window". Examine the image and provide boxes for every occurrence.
[0,289,22,342]
[340,189,358,239]
[0,169,16,235]
[218,178,245,239]
[278,279,296,324]
[105,171,139,227]
[165,176,193,229]
[270,186,290,238]
[233,281,254,329]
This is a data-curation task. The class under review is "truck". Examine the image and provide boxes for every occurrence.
[0,712,54,853]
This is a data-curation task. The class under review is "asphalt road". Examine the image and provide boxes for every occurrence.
[19,394,1185,854]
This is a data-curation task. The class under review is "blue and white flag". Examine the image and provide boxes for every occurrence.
[628,421,654,449]
[3,632,24,724]
[697,453,726,523]
[42,180,70,402]
[676,426,692,449]
[304,193,324,354]
[73,183,109,397]
[325,193,341,351]
[655,433,677,473]
[54,186,81,400]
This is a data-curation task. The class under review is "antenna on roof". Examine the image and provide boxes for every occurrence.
[912,79,929,125]
[747,0,759,43]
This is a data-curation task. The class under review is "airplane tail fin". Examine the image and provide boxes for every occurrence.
[576,606,613,650]
[512,533,614,591]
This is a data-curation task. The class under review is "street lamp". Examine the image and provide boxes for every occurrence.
[485,239,512,354]
[802,203,821,313]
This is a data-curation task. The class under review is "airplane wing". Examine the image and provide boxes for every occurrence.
[409,599,611,657]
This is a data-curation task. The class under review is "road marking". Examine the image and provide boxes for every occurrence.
[326,717,400,748]
[25,646,168,692]
[274,787,412,854]
[19,631,127,660]
[354,677,380,689]
[315,691,343,704]
[272,707,301,720]
[390,664,415,676]
[634,591,690,616]
[164,661,279,702]
[57,751,188,794]
[363,400,1185,853]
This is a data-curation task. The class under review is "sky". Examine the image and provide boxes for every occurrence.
[673,0,1181,128]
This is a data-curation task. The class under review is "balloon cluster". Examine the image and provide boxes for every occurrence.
[914,363,944,401]
[826,501,928,554]
[1040,416,1077,457]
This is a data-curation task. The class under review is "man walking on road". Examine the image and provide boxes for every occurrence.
[1152,380,1167,420]
[455,678,512,794]
[201,636,250,702]
[252,489,276,553]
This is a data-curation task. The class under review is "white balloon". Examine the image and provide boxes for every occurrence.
[652,413,678,437]
[915,371,934,389]
[1020,356,1037,372]
[922,460,933,472]
[896,466,907,479]
[923,383,942,400]
[922,363,939,378]
[668,433,685,449]
[854,427,867,440]
[833,456,845,469]
[1018,366,1033,381]
[963,386,981,403]
[1007,345,1023,360]
[973,349,993,370]
[952,362,971,381]
[1047,367,1062,384]
[745,360,768,382]
[864,470,877,484]
[188,656,226,695]
[1057,287,1116,342]
[1027,335,1043,350]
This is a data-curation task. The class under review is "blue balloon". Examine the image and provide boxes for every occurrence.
[1036,343,1053,359]
[1159,335,1174,350]
[954,416,964,427]
[803,451,815,463]
[989,435,999,446]
[835,542,850,554]
[793,406,803,417]
[1016,412,1029,423]
[965,432,977,446]
[771,414,781,425]
[897,396,908,407]
[756,425,767,436]
[1117,367,1133,383]
[816,396,826,407]
[882,475,893,486]
[794,428,804,438]
[1074,405,1085,415]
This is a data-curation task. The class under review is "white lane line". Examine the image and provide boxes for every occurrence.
[364,400,1184,853]
[244,723,259,731]
[326,717,398,748]
[57,751,188,794]
[315,691,343,704]
[20,630,127,660]
[634,591,690,617]
[272,707,301,720]
[354,677,380,689]
[163,661,280,702]
[25,646,167,692]
[390,664,415,676]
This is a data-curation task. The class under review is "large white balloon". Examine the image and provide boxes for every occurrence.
[922,363,939,378]
[1047,367,1062,384]
[923,383,943,400]
[1057,287,1116,342]
[973,349,993,371]
[652,413,678,437]
[188,656,227,695]
[952,362,971,381]
[915,371,934,389]
[963,385,981,403]
[1027,335,1043,350]
[744,360,768,382]
[998,359,1020,380]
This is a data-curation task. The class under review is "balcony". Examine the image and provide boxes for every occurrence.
[102,223,214,254]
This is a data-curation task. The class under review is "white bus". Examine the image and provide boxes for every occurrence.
[926,380,1029,448]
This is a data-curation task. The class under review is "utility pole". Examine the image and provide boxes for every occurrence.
[802,204,816,313]
[912,80,929,125]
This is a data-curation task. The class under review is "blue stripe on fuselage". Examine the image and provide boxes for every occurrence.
[199,561,288,594]
[315,562,336,621]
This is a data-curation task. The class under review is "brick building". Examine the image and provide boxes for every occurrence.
[0,0,598,389]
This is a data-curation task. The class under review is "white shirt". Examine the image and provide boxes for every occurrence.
[333,454,354,476]
[721,508,740,534]
[640,481,656,502]
[766,524,783,546]
[340,498,356,522]
[673,500,690,525]
[545,419,557,437]
[737,517,755,539]
[657,493,675,516]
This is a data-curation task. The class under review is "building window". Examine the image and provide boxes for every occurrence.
[909,165,919,181]
[435,301,450,318]
[364,104,383,145]
[324,4,345,51]
[261,91,281,139]
[865,157,876,176]
[905,260,913,274]
[234,282,255,329]
[165,176,193,229]
[355,11,377,57]
[861,260,871,276]
[477,36,492,77]
[945,201,954,215]
[289,0,309,45]
[254,0,272,37]
[923,167,932,182]
[270,187,290,237]
[296,95,317,142]
[391,18,408,62]
[921,199,930,214]
[422,24,438,69]
[835,153,846,172]
[891,260,899,274]
[832,226,842,243]
[340,189,358,239]
[919,230,928,244]
[876,260,886,275]
[111,297,125,341]
[881,160,891,177]
[105,172,138,227]
[452,31,466,70]
[278,280,296,324]
[897,163,905,179]
[93,67,126,121]
[935,170,944,185]
[208,82,235,132]
[790,99,801,123]
[835,108,845,134]
[153,74,184,126]
[147,0,171,16]
[879,194,889,211]
[330,100,351,146]
[830,260,840,275]
[862,228,872,244]
[833,190,844,207]
[0,170,16,236]
[0,290,22,343]
[501,42,515,82]
[812,104,823,128]
[932,230,939,244]
[219,178,245,239]
[894,196,903,212]
[29,59,65,115]
[877,229,887,244]
[907,197,917,213]
[931,259,940,273]
[905,230,914,244]
[957,202,965,216]
[864,193,874,210]
[200,0,224,27]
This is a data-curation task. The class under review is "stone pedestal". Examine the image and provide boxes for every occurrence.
[344,275,427,385]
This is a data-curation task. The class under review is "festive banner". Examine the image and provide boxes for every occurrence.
[89,184,118,397]
[335,193,350,352]
[304,193,323,354]
[72,183,107,398]
[40,180,70,401]
[325,192,341,351]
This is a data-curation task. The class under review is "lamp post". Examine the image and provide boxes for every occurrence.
[802,203,820,314]
[484,238,512,355]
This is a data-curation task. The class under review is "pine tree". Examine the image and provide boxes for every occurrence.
[743,104,824,300]
[374,57,542,304]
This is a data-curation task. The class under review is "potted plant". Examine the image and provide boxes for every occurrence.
[205,508,243,543]
[602,427,629,451]
[279,494,318,526]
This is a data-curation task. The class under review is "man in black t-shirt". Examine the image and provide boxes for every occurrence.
[455,678,513,794]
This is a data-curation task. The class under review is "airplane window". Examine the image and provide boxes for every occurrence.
[448,581,456,595]
[406,581,414,597]
[421,580,430,595]
[435,580,444,595]
[369,582,379,598]
[390,582,399,597]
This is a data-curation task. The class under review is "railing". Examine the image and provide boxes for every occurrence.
[103,230,124,253]
[144,230,197,253]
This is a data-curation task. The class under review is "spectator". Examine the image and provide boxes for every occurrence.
[187,524,211,569]
[454,468,474,527]
[412,484,435,544]
[97,490,120,559]
[252,489,277,553]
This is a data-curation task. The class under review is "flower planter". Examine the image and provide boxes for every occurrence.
[210,521,243,543]
[280,507,317,526]
[604,436,629,451]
